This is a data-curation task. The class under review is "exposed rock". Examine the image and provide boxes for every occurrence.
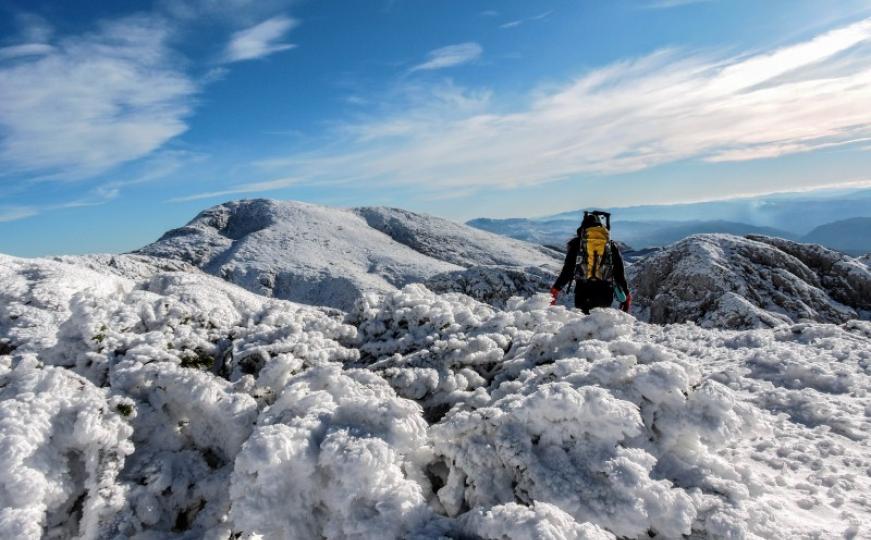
[629,234,870,329]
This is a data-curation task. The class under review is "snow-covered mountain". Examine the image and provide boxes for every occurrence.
[2,253,870,539]
[137,199,561,311]
[629,234,871,329]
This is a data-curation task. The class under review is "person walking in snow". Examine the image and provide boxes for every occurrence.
[549,211,631,314]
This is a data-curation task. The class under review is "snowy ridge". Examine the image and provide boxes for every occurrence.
[137,199,561,311]
[2,253,870,538]
[629,234,871,329]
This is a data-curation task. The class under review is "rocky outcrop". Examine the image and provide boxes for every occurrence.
[629,234,870,329]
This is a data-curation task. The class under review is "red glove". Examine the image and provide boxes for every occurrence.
[549,287,560,306]
[620,292,632,313]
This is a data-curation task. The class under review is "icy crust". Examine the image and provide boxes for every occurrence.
[2,254,871,538]
[629,234,870,329]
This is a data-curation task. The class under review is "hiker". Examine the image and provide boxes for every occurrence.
[549,211,631,313]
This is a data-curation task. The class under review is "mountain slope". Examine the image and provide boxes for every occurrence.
[2,253,870,538]
[355,207,561,267]
[802,217,871,255]
[629,234,871,329]
[137,200,560,311]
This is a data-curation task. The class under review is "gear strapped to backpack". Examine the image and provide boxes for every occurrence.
[574,211,614,283]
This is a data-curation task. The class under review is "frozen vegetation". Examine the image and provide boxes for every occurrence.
[2,251,870,539]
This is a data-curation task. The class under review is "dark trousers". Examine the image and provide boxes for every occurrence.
[574,280,613,314]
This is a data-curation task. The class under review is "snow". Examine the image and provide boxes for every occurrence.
[137,199,561,311]
[1,252,870,538]
[629,234,871,329]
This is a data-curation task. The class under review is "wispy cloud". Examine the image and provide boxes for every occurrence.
[644,0,712,9]
[0,206,38,222]
[500,10,553,30]
[169,177,299,202]
[223,15,298,62]
[0,43,55,60]
[0,16,196,179]
[409,42,482,72]
[259,18,871,194]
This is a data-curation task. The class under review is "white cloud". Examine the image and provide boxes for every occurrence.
[410,42,482,72]
[644,0,712,8]
[0,206,38,222]
[223,16,297,63]
[0,43,55,60]
[0,16,196,179]
[170,177,299,202]
[499,10,553,29]
[261,18,871,193]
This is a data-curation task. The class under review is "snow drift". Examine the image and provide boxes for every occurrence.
[2,253,869,539]
[137,199,561,311]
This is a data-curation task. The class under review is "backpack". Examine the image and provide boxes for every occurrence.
[573,211,614,283]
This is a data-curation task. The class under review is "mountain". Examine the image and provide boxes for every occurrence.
[468,216,794,250]
[2,253,870,538]
[544,186,871,235]
[137,199,561,311]
[629,234,871,329]
[802,217,871,256]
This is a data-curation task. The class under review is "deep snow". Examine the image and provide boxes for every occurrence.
[1,253,870,539]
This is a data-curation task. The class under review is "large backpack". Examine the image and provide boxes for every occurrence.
[574,212,614,283]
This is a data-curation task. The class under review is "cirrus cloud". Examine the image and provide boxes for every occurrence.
[410,42,483,72]
[256,17,871,194]
[223,15,298,63]
[0,16,197,180]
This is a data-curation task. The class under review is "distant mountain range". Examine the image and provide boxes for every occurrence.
[802,217,871,256]
[469,187,871,254]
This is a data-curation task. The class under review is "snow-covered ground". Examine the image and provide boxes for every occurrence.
[137,199,561,311]
[2,253,869,539]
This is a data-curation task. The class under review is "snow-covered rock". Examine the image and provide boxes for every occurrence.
[629,234,871,329]
[2,252,870,539]
[137,199,561,311]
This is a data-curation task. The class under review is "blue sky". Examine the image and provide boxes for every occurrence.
[1,0,870,256]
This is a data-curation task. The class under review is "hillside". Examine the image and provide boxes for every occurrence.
[1,253,870,538]
[137,199,561,311]
[802,217,871,255]
[629,234,871,329]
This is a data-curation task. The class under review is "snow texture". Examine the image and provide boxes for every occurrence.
[629,234,871,329]
[1,251,870,539]
[137,199,561,311]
